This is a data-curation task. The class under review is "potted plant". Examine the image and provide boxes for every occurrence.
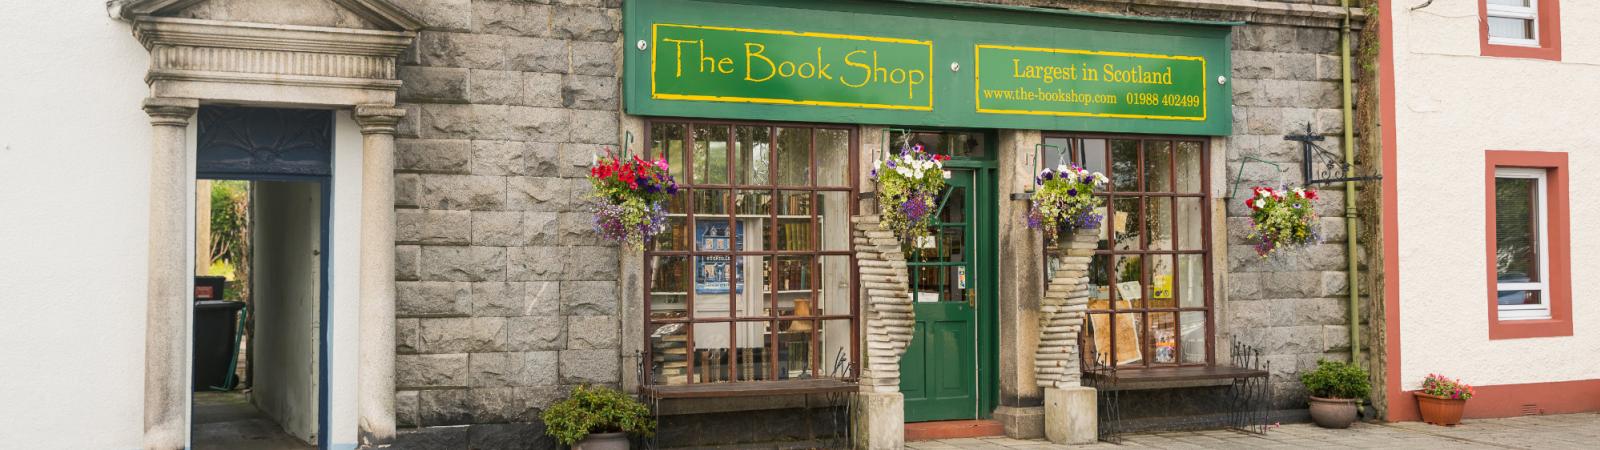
[1299,359,1370,429]
[541,385,656,450]
[1244,186,1320,256]
[870,143,948,242]
[1026,162,1108,242]
[1416,374,1475,426]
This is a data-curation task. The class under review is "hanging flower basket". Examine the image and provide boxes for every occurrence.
[870,144,949,242]
[585,149,678,250]
[1244,186,1319,256]
[1027,163,1108,242]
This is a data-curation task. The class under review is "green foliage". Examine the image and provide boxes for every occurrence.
[1245,186,1319,256]
[872,144,947,242]
[209,181,250,300]
[1420,373,1475,400]
[540,385,656,446]
[1300,359,1371,400]
[1028,164,1106,243]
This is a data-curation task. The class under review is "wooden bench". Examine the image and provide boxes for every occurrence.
[641,378,857,399]
[1083,365,1268,391]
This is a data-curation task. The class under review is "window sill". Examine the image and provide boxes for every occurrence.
[642,378,857,400]
[1488,316,1572,340]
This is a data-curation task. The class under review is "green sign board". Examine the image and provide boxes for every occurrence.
[974,45,1207,122]
[625,0,1234,136]
[651,24,934,111]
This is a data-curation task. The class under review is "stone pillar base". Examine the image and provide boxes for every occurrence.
[1045,386,1097,445]
[993,405,1044,439]
[853,391,904,450]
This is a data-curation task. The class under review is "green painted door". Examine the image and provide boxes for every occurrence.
[901,169,980,422]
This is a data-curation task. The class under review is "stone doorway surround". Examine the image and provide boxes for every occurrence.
[111,1,423,448]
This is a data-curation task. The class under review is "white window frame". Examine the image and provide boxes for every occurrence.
[1495,167,1551,320]
[1487,0,1540,47]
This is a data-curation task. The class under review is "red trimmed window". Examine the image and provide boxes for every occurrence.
[1485,151,1571,340]
[1480,0,1561,61]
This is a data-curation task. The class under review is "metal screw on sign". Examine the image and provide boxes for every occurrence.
[636,40,648,51]
[950,62,960,72]
[1217,75,1228,85]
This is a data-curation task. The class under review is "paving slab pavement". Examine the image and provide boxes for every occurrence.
[916,413,1600,449]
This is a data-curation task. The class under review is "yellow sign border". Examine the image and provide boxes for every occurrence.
[651,23,934,111]
[973,44,1207,122]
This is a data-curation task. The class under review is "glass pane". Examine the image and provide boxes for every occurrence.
[773,255,814,295]
[1144,141,1173,192]
[1488,0,1530,7]
[1040,137,1107,175]
[1147,255,1174,309]
[1111,197,1142,250]
[1178,254,1206,308]
[734,189,771,217]
[1110,139,1139,192]
[777,191,813,251]
[1150,312,1176,365]
[1176,141,1203,193]
[649,256,689,320]
[818,191,851,251]
[819,319,854,379]
[944,131,986,158]
[1081,139,1109,175]
[1095,312,1143,366]
[736,125,771,185]
[1041,137,1068,173]
[649,322,688,385]
[1088,254,1113,305]
[1494,177,1539,282]
[1176,197,1203,251]
[654,191,689,251]
[815,128,850,186]
[1113,254,1143,309]
[1180,311,1206,364]
[733,321,773,381]
[651,123,686,183]
[1487,17,1535,40]
[693,125,730,184]
[1497,290,1543,306]
[775,127,811,186]
[736,255,772,317]
[818,255,852,316]
[777,320,817,379]
[1145,197,1174,251]
[694,188,728,217]
[691,322,731,383]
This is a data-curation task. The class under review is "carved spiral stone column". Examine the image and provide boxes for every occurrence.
[353,104,405,445]
[1036,231,1098,388]
[852,215,915,392]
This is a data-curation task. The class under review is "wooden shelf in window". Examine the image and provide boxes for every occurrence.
[642,378,857,400]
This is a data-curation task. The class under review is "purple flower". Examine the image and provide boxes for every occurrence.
[869,168,878,179]
[1041,172,1054,181]
[1067,188,1077,196]
[886,159,897,169]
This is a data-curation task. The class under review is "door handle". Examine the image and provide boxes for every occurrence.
[966,286,977,309]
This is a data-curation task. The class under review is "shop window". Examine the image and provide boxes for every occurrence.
[1485,151,1571,339]
[645,120,857,385]
[1480,0,1561,61]
[1042,136,1211,368]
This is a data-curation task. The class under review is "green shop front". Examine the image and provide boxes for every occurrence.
[618,0,1238,447]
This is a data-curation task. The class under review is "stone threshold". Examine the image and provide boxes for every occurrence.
[905,419,1006,441]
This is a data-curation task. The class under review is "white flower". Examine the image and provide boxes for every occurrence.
[943,170,952,179]
[1056,164,1069,173]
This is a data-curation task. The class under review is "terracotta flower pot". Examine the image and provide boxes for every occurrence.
[1308,397,1359,429]
[1416,393,1467,426]
[574,431,630,450]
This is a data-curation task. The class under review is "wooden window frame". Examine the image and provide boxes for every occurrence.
[1485,150,1571,340]
[1041,133,1215,369]
[642,118,860,386]
[1480,0,1561,61]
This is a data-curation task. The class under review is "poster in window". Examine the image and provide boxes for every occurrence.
[694,221,744,294]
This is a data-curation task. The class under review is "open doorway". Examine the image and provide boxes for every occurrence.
[192,179,326,450]
[189,105,336,449]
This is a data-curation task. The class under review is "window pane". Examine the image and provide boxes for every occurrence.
[649,323,689,385]
[1144,141,1173,192]
[818,191,851,251]
[1487,17,1535,40]
[1112,197,1142,249]
[694,125,730,184]
[1497,290,1543,306]
[1178,254,1205,308]
[818,255,852,316]
[1146,197,1174,251]
[819,319,855,378]
[777,320,817,379]
[1180,311,1206,364]
[815,129,850,186]
[1177,197,1203,250]
[736,255,772,317]
[651,123,686,182]
[1110,139,1139,191]
[691,322,731,383]
[777,191,813,251]
[694,188,728,217]
[735,125,770,185]
[1150,312,1176,364]
[654,191,689,251]
[775,127,811,186]
[1176,141,1203,193]
[1148,255,1174,308]
[1494,177,1539,282]
[1488,0,1530,7]
[774,255,814,295]
[1088,254,1113,304]
[1088,312,1142,367]
[734,321,774,381]
[649,256,689,320]
[734,189,771,217]
[1114,254,1143,309]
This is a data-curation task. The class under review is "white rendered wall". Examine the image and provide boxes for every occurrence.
[250,181,322,444]
[1391,2,1600,389]
[329,111,363,449]
[0,3,157,448]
